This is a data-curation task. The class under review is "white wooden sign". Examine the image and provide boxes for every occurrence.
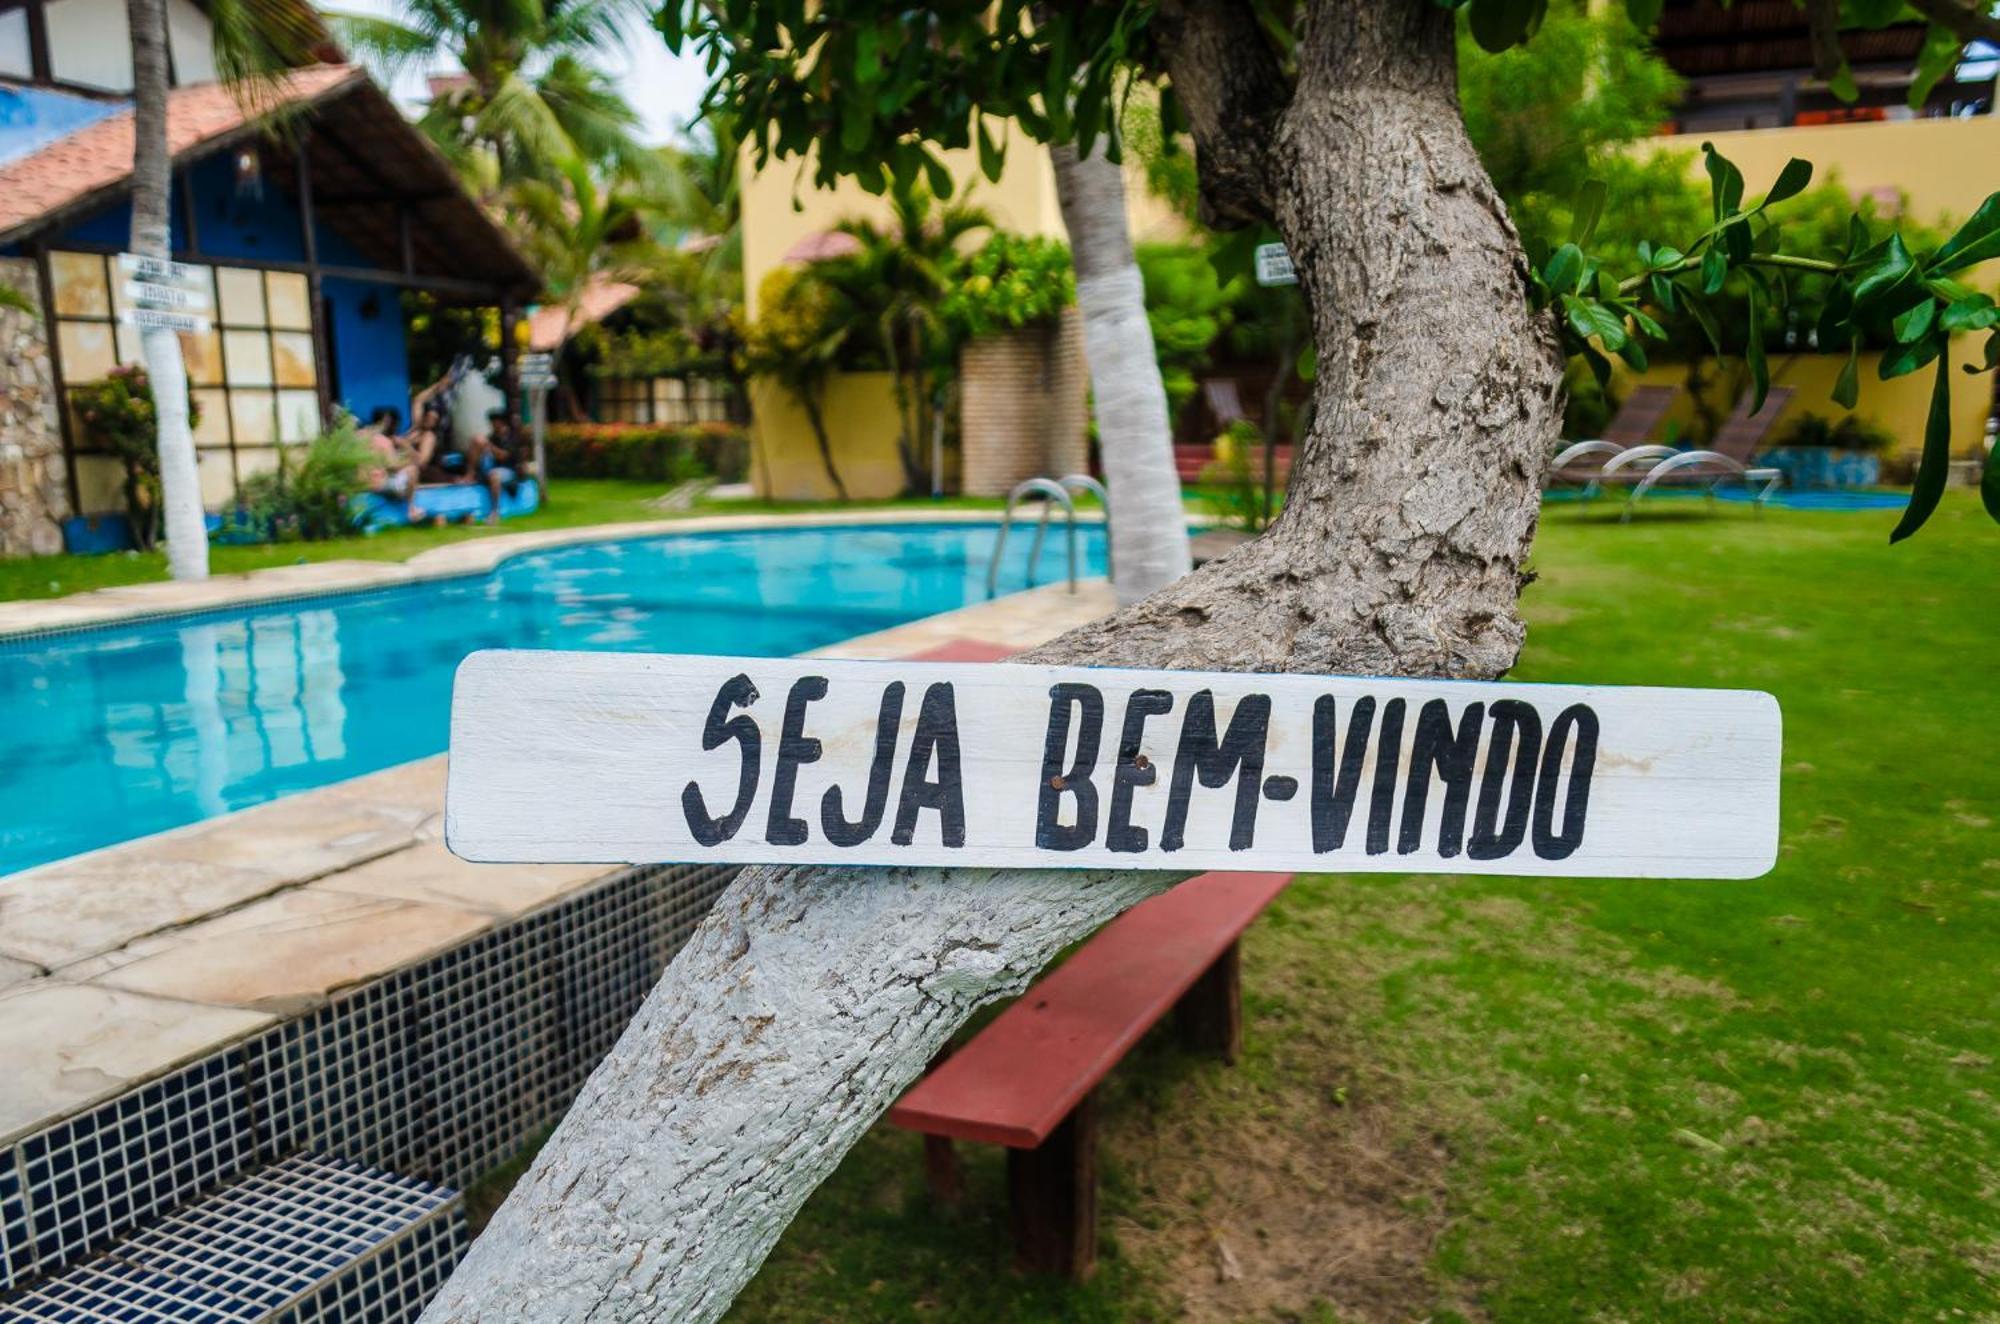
[123,280,211,312]
[116,253,206,287]
[118,307,211,334]
[1253,242,1297,287]
[447,652,1780,879]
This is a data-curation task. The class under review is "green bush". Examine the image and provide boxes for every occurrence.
[70,363,202,551]
[1775,411,1896,453]
[545,422,751,483]
[224,416,373,543]
[939,233,1074,340]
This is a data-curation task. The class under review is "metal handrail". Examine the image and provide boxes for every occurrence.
[1055,473,1111,585]
[987,477,1078,596]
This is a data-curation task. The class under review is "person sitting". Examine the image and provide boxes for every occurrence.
[477,409,527,524]
[359,406,421,522]
[418,406,478,487]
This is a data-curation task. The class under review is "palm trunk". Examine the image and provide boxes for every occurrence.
[128,0,207,581]
[1049,141,1192,604]
[420,2,1560,1319]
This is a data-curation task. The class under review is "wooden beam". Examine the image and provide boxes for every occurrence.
[25,0,50,83]
[46,239,512,302]
[296,135,333,424]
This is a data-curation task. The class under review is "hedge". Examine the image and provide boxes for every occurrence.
[544,422,751,484]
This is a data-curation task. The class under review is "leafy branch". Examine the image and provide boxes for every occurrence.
[1529,146,2000,542]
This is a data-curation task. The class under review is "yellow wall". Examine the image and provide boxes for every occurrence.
[1627,115,2000,460]
[738,136,1190,495]
[748,371,907,501]
[1616,347,1990,458]
[1647,115,2000,229]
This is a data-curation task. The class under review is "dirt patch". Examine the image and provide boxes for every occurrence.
[1108,1067,1470,1324]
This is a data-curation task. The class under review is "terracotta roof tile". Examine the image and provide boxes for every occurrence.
[0,66,362,244]
[526,277,640,350]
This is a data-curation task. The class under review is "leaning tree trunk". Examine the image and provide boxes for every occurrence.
[1050,141,1192,605]
[421,2,1561,1318]
[128,0,207,582]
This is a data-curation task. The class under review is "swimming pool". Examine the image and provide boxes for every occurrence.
[0,521,1108,877]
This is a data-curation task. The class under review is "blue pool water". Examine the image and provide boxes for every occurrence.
[0,522,1107,877]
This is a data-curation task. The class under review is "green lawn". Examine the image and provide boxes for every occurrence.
[728,493,1999,1323]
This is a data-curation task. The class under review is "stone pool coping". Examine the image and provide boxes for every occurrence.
[0,505,1107,641]
[0,568,1115,1148]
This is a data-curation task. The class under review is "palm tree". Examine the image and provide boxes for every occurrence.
[819,180,991,493]
[327,0,659,198]
[511,153,670,358]
[126,0,320,580]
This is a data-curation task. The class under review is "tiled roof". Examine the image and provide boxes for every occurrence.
[526,277,640,350]
[0,66,362,244]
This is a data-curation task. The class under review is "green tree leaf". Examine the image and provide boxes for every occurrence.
[1624,0,1663,27]
[1880,333,1945,380]
[1562,293,1628,349]
[1745,282,1769,411]
[1702,142,1744,221]
[976,116,1004,184]
[1889,348,1952,543]
[1931,194,2000,275]
[1850,233,1917,313]
[1701,246,1728,294]
[1833,344,1861,409]
[1469,0,1548,53]
[1570,178,1608,245]
[1893,298,1938,344]
[1761,158,1812,208]
[1543,242,1584,295]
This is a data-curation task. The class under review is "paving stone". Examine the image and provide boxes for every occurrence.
[0,855,292,969]
[0,953,40,992]
[314,841,609,918]
[147,794,428,879]
[0,981,273,1145]
[81,888,494,1017]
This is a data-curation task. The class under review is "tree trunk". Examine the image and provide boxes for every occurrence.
[421,3,1561,1319]
[1049,141,1191,605]
[801,392,849,501]
[128,0,207,581]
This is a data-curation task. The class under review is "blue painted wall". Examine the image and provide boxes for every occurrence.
[53,152,413,420]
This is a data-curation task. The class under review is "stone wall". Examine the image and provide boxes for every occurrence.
[958,306,1089,497]
[0,259,70,558]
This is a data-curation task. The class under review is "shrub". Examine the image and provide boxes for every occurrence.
[940,234,1075,341]
[70,363,202,551]
[1775,411,1896,453]
[223,416,373,543]
[545,422,751,484]
[1200,418,1273,533]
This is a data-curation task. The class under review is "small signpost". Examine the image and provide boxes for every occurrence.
[447,652,1781,879]
[1253,242,1297,287]
[518,351,557,498]
[115,253,211,335]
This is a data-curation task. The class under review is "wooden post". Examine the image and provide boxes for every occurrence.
[1174,939,1243,1064]
[1006,1092,1097,1279]
[921,1136,963,1208]
[500,294,521,422]
[295,136,332,426]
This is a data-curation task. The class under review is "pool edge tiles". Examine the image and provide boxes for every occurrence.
[0,507,1103,645]
[0,580,1115,1188]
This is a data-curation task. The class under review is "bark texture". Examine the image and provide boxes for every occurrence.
[423,1,1562,1318]
[128,0,208,582]
[1049,141,1192,605]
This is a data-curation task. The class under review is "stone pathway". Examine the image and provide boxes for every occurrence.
[0,545,1114,1146]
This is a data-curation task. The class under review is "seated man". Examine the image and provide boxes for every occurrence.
[477,408,528,524]
[359,406,421,522]
[417,405,478,487]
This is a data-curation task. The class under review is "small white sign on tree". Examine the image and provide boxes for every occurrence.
[447,651,1780,878]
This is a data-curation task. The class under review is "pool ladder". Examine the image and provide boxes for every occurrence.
[986,475,1110,597]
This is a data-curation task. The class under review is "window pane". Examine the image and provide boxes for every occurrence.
[230,390,276,444]
[0,9,30,79]
[50,253,109,319]
[197,450,236,505]
[265,272,312,330]
[216,266,265,325]
[180,328,225,385]
[223,330,274,387]
[191,388,231,447]
[57,321,118,382]
[271,331,317,387]
[277,390,319,443]
[114,323,144,367]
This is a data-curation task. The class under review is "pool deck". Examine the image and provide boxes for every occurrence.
[0,524,1116,1147]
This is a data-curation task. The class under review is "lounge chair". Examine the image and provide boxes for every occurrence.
[1547,385,1679,489]
[1601,385,1792,519]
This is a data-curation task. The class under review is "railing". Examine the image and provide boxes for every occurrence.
[987,476,1079,596]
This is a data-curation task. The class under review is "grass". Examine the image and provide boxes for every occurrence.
[0,482,1032,602]
[724,492,1999,1322]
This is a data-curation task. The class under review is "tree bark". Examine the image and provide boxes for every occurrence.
[1050,141,1192,605]
[422,1,1561,1318]
[128,0,208,582]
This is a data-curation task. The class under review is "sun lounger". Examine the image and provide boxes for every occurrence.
[1603,386,1792,519]
[1547,385,1678,489]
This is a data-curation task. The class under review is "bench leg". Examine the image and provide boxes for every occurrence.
[923,1135,963,1207]
[1007,1091,1098,1280]
[1174,939,1243,1064]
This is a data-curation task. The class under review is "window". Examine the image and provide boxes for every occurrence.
[49,251,320,506]
[596,375,733,426]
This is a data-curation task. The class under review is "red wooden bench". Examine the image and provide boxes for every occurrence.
[887,870,1295,1278]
